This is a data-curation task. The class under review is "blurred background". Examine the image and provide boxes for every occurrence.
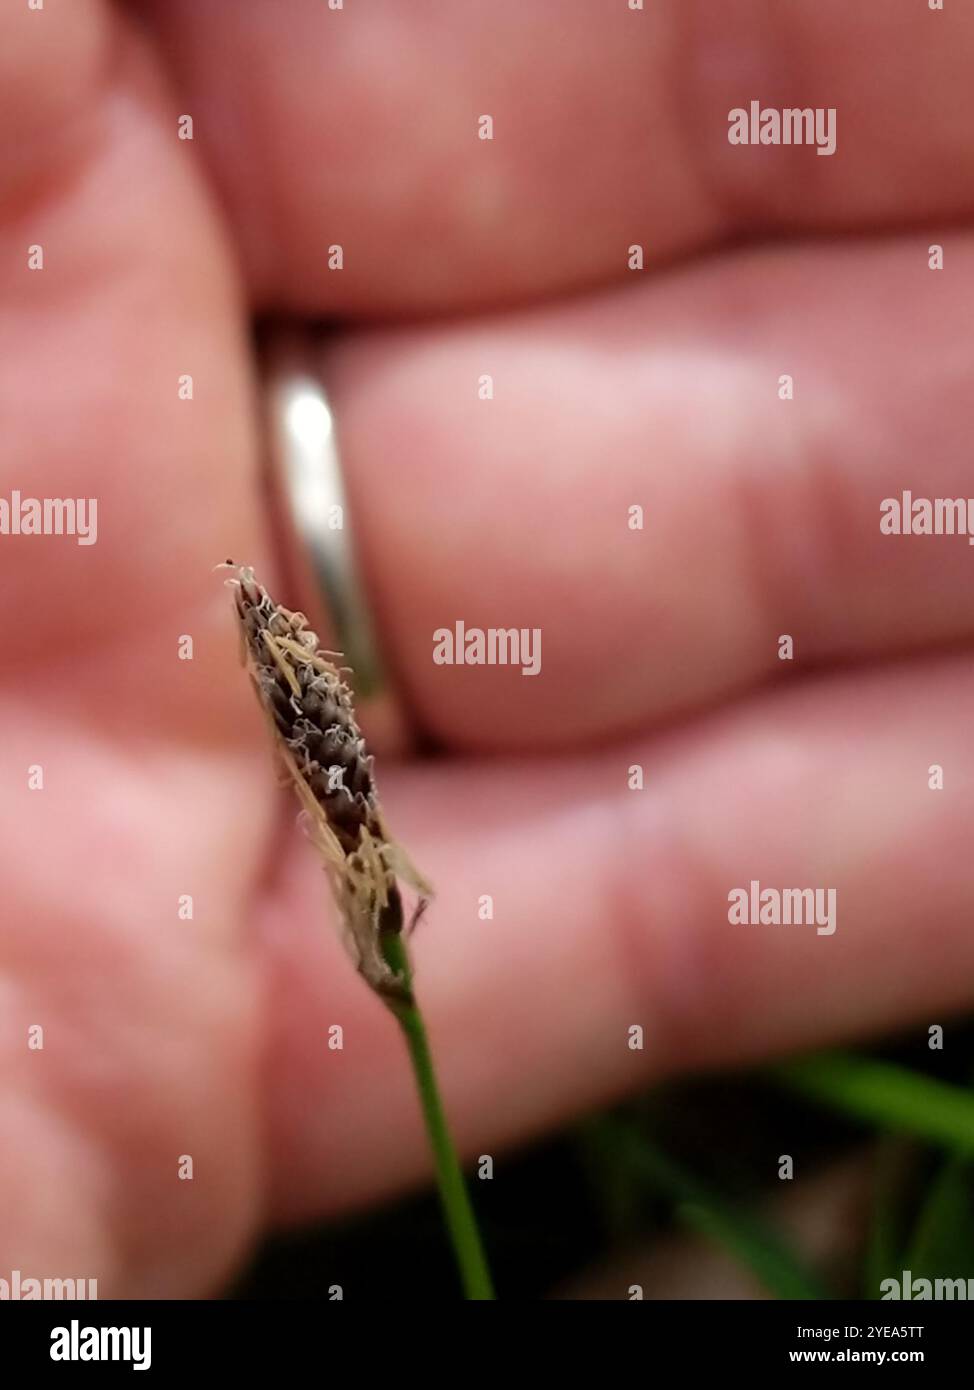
[235,1028,974,1299]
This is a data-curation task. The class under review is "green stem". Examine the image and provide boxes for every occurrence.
[381,930,495,1300]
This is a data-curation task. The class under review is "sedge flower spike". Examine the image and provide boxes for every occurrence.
[221,562,432,1000]
[220,562,494,1298]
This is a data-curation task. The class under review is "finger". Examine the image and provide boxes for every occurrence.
[135,0,974,314]
[0,3,269,1293]
[262,652,974,1221]
[0,4,265,731]
[314,237,974,751]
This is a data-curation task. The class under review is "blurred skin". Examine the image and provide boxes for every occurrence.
[1,0,973,1296]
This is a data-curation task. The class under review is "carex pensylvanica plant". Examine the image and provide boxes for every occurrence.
[221,563,494,1299]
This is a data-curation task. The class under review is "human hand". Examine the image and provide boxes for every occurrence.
[2,0,972,1296]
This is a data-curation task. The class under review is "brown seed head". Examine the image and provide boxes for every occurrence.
[223,563,432,997]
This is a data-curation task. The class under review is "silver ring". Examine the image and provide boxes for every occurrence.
[261,328,411,756]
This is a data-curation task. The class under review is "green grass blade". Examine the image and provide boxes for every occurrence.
[772,1053,974,1154]
[586,1116,829,1300]
[905,1155,974,1281]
